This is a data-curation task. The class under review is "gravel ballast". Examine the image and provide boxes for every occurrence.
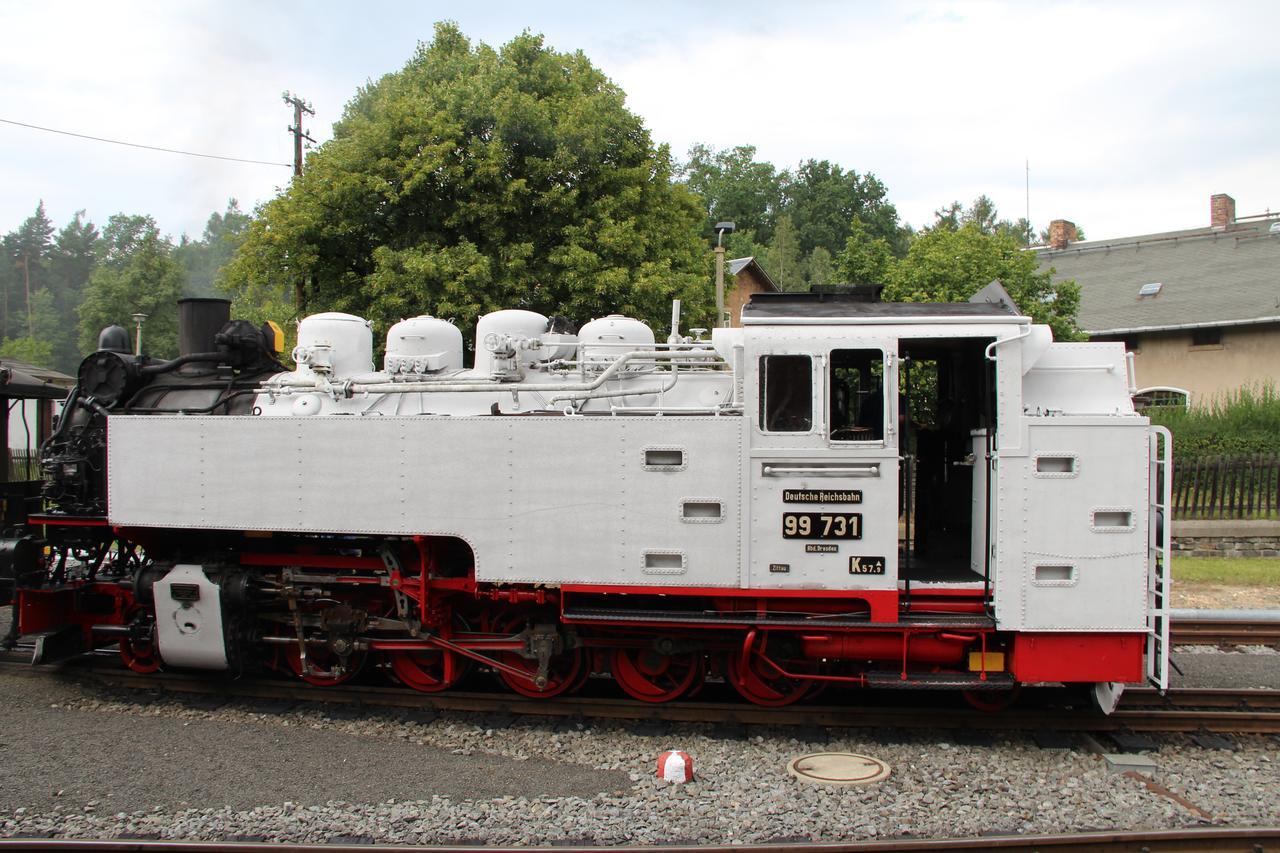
[1,665,1278,845]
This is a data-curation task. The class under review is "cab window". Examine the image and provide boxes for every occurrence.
[829,349,884,442]
[759,355,812,432]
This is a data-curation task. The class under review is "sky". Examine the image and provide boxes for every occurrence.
[2,1,1278,245]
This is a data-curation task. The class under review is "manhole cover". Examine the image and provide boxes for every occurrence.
[787,752,891,786]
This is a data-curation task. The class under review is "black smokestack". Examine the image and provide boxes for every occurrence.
[178,298,231,356]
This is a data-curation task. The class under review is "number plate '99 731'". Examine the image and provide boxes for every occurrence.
[782,512,862,540]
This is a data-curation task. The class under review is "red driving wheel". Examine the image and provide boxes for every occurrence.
[725,643,810,707]
[611,647,704,703]
[496,613,583,699]
[962,684,1022,712]
[118,608,161,674]
[282,643,366,687]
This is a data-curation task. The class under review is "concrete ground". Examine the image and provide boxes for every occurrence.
[0,666,630,813]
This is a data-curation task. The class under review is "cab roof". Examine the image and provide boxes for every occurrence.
[742,292,1022,323]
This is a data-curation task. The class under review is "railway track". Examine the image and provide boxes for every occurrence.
[1123,685,1280,710]
[2,640,1278,851]
[1,827,1279,851]
[3,652,1274,735]
[4,613,1277,733]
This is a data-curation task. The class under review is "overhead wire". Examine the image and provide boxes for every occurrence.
[0,117,292,168]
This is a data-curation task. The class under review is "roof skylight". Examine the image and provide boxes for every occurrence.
[1138,282,1163,298]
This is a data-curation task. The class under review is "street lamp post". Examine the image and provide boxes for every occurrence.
[131,313,148,356]
[714,221,735,328]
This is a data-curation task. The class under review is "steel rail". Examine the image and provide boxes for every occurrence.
[55,666,1280,734]
[4,645,1280,732]
[1123,686,1280,710]
[0,826,1278,851]
[1169,619,1280,646]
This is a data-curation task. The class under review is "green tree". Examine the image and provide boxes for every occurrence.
[223,24,709,348]
[2,202,56,343]
[783,160,903,257]
[680,144,785,245]
[834,216,896,285]
[0,335,54,367]
[78,215,184,358]
[1,289,60,368]
[885,222,1082,340]
[176,200,252,298]
[758,214,804,291]
[721,228,763,262]
[932,196,1000,234]
[932,195,1051,248]
[804,246,833,289]
[47,211,101,372]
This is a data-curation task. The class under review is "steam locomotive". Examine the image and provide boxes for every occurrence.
[2,290,1171,713]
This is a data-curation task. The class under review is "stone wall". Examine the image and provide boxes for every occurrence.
[1172,519,1280,558]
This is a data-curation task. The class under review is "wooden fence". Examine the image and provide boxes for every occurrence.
[6,448,43,481]
[1172,454,1280,519]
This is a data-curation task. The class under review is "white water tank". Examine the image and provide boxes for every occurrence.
[292,313,374,379]
[473,310,549,374]
[384,316,464,375]
[579,315,655,371]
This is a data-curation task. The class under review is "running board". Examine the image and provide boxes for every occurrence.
[865,671,1016,690]
[562,606,993,631]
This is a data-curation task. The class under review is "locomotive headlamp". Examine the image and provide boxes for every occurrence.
[76,350,140,408]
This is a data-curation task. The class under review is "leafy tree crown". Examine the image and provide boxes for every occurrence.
[221,23,709,352]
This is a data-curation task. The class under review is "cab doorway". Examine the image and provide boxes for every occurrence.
[897,337,996,586]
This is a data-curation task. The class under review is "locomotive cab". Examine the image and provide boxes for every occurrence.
[738,291,1169,702]
[739,294,1015,607]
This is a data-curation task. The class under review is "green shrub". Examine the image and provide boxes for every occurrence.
[1148,383,1280,459]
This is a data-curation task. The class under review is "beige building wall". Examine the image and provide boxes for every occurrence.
[1109,323,1280,406]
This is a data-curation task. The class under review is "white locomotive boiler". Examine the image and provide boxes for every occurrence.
[9,289,1170,712]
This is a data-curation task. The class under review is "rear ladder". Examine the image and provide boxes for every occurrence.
[1147,425,1172,691]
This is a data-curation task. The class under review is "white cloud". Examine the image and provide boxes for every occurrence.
[604,1,1280,236]
[2,1,1277,242]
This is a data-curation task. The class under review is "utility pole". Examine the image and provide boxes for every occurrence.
[283,92,316,312]
[282,92,315,178]
[1025,158,1031,245]
[131,313,148,356]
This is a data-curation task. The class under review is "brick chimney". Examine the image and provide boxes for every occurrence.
[1210,193,1236,229]
[1048,219,1078,250]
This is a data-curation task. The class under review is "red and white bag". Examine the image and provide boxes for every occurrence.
[657,750,693,783]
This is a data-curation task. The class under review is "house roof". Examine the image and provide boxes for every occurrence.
[1036,216,1280,335]
[728,257,779,292]
[0,359,74,400]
